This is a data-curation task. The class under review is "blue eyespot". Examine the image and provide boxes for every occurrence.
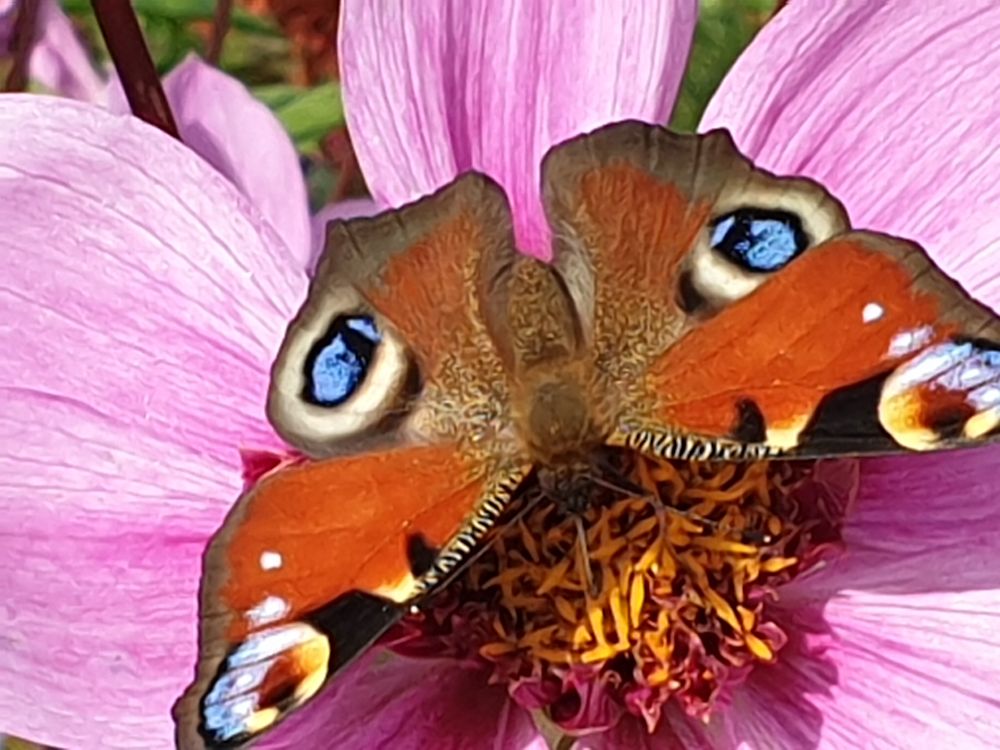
[709,209,808,272]
[303,315,382,406]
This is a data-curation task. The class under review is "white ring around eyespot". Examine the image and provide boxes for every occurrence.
[267,285,411,454]
[684,173,849,310]
[686,241,762,305]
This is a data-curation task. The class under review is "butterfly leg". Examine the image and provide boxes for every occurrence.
[571,512,600,597]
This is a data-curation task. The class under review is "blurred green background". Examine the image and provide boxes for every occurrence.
[671,0,779,130]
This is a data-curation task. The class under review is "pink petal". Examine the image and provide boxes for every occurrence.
[258,652,545,750]
[574,708,722,750]
[161,56,313,271]
[0,95,306,748]
[709,611,834,749]
[339,0,697,257]
[701,0,1000,305]
[725,598,1000,749]
[748,445,1000,747]
[30,0,104,101]
[310,196,378,272]
[783,445,1000,601]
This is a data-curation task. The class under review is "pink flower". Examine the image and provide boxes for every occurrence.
[2,2,1000,750]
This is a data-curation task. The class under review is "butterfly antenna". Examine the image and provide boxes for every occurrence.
[586,471,651,499]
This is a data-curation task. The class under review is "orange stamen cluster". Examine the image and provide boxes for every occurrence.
[404,453,847,733]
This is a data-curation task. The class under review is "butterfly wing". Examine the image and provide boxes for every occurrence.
[541,121,1000,457]
[175,174,532,748]
[267,172,519,458]
[174,447,525,749]
[641,231,1000,455]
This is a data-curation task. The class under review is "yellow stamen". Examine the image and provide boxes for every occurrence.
[555,596,577,622]
[761,556,798,573]
[445,451,845,728]
[745,632,776,662]
[692,537,759,554]
[609,587,630,645]
[703,588,741,632]
[480,642,517,658]
[628,574,645,627]
[738,605,756,632]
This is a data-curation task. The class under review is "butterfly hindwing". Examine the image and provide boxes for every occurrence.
[542,120,1000,457]
[174,447,526,749]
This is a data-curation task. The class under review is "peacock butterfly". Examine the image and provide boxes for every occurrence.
[173,121,1000,748]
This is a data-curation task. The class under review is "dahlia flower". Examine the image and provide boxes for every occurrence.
[2,1,999,749]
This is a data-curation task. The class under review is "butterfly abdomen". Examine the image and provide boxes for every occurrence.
[514,361,611,465]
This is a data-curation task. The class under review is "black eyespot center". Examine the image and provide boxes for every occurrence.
[302,314,381,407]
[709,208,809,273]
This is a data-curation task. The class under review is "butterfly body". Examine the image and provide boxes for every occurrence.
[175,121,1000,749]
[512,363,602,461]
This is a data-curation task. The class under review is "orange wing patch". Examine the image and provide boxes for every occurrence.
[543,135,718,376]
[320,172,515,379]
[645,234,996,453]
[574,163,710,301]
[363,212,493,369]
[217,444,497,641]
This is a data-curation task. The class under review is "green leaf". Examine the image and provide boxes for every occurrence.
[251,83,304,110]
[256,82,346,153]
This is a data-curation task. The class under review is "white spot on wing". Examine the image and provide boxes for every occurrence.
[887,326,935,358]
[207,662,269,704]
[260,550,283,570]
[228,622,317,668]
[957,364,986,387]
[862,302,884,323]
[953,350,1000,389]
[202,621,328,742]
[203,693,258,741]
[971,384,1000,410]
[246,595,290,628]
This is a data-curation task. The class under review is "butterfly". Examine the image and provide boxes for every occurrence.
[173,120,1000,748]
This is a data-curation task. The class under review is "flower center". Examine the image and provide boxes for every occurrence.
[397,450,853,733]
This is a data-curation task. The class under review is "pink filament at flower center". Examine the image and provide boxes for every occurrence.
[397,454,851,733]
